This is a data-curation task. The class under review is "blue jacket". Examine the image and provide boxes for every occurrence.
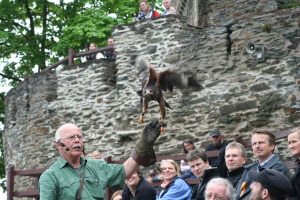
[156,175,192,200]
[235,154,290,200]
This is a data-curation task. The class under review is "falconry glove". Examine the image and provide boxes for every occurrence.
[131,120,161,167]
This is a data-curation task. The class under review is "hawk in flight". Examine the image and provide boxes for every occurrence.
[135,56,204,133]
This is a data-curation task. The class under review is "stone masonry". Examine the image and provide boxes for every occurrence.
[3,0,300,197]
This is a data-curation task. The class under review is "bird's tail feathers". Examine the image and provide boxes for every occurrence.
[135,55,150,74]
[164,99,173,110]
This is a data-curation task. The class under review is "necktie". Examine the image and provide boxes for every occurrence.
[240,181,247,197]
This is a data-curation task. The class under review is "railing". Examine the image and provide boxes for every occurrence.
[7,166,48,200]
[41,46,114,73]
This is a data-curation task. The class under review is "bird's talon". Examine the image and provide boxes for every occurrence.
[139,116,143,124]
[160,127,165,134]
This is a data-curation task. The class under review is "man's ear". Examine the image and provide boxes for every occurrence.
[242,157,246,165]
[262,188,269,198]
[270,143,275,152]
[56,141,62,149]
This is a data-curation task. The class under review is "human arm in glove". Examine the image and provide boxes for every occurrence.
[123,120,161,178]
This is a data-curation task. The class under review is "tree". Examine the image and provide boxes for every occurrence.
[0,0,140,84]
[0,0,141,191]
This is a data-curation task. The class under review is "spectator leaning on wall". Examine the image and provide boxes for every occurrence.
[162,0,177,16]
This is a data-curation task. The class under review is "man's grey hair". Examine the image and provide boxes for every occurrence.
[225,142,247,158]
[163,0,172,3]
[205,178,234,200]
[55,123,78,142]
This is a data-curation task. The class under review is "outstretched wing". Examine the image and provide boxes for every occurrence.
[157,70,204,92]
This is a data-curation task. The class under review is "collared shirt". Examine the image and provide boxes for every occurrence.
[255,154,274,171]
[162,6,177,16]
[39,157,125,200]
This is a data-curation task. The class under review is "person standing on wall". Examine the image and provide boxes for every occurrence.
[135,0,160,21]
[162,0,177,16]
[82,43,104,62]
[104,38,117,59]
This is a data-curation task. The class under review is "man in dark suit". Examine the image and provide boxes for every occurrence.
[235,129,290,200]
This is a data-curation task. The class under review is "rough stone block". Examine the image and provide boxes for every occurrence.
[250,82,270,91]
[219,100,257,115]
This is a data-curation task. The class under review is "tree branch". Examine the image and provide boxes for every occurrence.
[0,73,21,82]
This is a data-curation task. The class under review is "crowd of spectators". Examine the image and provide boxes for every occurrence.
[37,0,300,199]
[38,108,300,200]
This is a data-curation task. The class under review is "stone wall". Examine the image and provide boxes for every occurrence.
[4,0,300,197]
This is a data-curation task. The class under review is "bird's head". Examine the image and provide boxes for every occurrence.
[143,89,156,101]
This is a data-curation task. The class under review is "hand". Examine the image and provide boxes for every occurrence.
[140,120,161,145]
[131,120,161,167]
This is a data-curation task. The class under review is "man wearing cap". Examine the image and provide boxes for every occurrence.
[205,130,229,168]
[235,129,290,200]
[287,127,300,200]
[248,168,292,200]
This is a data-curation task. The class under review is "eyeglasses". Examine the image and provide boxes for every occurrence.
[62,135,83,141]
[206,193,224,200]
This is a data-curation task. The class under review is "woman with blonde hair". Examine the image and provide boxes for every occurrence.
[136,0,160,21]
[156,159,192,200]
[111,190,122,200]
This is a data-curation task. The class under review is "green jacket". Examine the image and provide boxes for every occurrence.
[39,157,125,200]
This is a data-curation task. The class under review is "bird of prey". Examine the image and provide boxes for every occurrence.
[135,56,204,133]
